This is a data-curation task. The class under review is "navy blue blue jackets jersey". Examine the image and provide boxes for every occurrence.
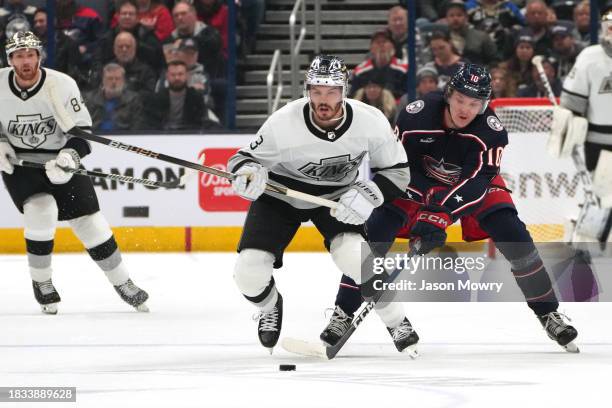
[396,92,508,219]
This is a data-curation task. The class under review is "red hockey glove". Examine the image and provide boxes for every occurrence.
[409,205,452,255]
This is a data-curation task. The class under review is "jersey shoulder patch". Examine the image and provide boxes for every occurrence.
[486,115,504,132]
[405,99,425,114]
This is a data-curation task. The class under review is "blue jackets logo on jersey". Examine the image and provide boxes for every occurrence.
[298,152,366,182]
[406,100,425,114]
[7,114,57,148]
[423,155,462,185]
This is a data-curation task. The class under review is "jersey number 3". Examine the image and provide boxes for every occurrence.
[486,147,503,167]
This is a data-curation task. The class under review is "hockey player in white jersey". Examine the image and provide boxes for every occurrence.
[0,31,149,314]
[554,10,612,244]
[228,55,416,353]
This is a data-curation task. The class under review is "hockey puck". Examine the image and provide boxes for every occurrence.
[279,364,296,371]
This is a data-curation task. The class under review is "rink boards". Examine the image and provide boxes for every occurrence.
[0,131,581,253]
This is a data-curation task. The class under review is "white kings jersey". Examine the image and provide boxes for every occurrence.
[228,97,410,209]
[0,67,93,162]
[561,44,612,145]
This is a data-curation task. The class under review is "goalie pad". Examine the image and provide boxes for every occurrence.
[572,200,612,242]
[592,150,612,208]
[548,106,572,158]
[548,107,588,158]
[561,116,588,158]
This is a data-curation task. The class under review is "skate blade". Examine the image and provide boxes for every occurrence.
[401,344,419,359]
[135,303,149,313]
[40,303,58,315]
[563,342,580,353]
[281,337,329,360]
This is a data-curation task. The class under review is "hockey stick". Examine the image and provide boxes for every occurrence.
[44,81,339,209]
[281,249,418,360]
[10,158,191,189]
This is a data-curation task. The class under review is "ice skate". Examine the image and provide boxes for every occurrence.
[320,306,353,347]
[387,317,419,358]
[114,279,149,312]
[538,311,579,353]
[253,293,283,353]
[32,279,61,315]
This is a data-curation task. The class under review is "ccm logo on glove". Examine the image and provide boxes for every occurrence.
[416,212,450,229]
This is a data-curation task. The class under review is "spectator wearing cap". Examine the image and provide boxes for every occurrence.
[111,0,175,42]
[56,0,105,64]
[573,1,591,48]
[156,38,216,113]
[97,0,164,73]
[444,0,499,66]
[465,0,525,55]
[517,56,562,97]
[350,29,408,99]
[499,33,536,91]
[85,63,146,132]
[107,31,157,98]
[395,66,440,123]
[550,20,584,80]
[353,72,397,125]
[195,0,229,57]
[167,1,224,80]
[551,0,579,21]
[146,60,220,131]
[424,30,466,90]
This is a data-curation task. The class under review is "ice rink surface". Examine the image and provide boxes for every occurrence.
[1,252,610,408]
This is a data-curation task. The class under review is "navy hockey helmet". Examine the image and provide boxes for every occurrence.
[304,54,348,100]
[445,63,492,114]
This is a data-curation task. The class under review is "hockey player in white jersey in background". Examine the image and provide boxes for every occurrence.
[228,55,416,353]
[0,32,149,314]
[556,9,612,244]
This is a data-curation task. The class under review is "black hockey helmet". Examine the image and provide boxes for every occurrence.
[445,63,492,114]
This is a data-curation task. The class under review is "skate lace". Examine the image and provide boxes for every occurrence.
[117,280,139,297]
[38,280,55,296]
[544,312,572,335]
[324,307,352,336]
[391,321,414,342]
[253,307,279,332]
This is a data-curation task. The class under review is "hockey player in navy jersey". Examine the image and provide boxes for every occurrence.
[322,64,580,353]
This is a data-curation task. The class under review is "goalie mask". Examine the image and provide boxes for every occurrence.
[603,10,612,56]
[5,31,43,62]
[304,54,348,103]
[445,63,492,114]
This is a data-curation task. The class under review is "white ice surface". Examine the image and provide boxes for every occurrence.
[0,252,610,408]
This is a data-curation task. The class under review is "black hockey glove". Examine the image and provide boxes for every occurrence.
[409,205,452,255]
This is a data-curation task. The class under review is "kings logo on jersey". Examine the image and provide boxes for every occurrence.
[422,155,462,185]
[298,152,366,182]
[7,114,57,148]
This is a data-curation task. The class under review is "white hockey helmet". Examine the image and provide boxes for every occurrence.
[303,54,348,100]
[5,31,43,60]
[603,10,612,52]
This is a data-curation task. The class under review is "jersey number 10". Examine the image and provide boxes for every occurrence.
[486,147,503,167]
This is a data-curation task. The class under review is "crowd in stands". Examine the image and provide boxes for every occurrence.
[0,0,610,130]
[0,0,266,132]
[352,0,612,124]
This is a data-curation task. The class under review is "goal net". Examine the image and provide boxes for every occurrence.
[491,98,584,242]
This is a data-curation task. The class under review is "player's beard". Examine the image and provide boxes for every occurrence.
[14,63,38,83]
[312,101,343,123]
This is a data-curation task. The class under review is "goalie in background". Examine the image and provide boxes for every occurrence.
[0,31,149,314]
[553,9,612,246]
